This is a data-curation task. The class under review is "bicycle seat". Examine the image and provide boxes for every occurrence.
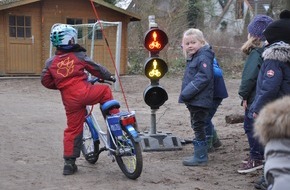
[101,100,120,115]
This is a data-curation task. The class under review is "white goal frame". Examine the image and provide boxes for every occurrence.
[49,21,122,91]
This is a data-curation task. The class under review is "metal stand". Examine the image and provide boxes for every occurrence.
[139,109,183,152]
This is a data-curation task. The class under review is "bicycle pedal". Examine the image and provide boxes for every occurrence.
[111,157,115,162]
[107,152,115,162]
[85,152,97,160]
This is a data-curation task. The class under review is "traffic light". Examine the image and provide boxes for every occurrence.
[143,27,168,109]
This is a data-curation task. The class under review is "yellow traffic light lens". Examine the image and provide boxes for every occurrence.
[144,58,168,80]
[148,60,161,77]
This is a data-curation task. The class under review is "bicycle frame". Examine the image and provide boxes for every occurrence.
[85,106,115,153]
[84,104,140,155]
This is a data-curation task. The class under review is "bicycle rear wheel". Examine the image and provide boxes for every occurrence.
[114,133,143,179]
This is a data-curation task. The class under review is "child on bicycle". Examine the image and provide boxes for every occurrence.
[41,24,118,175]
[179,28,214,166]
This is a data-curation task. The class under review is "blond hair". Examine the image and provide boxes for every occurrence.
[182,28,208,58]
[241,36,264,55]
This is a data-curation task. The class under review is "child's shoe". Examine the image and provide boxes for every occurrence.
[212,130,222,148]
[63,159,78,175]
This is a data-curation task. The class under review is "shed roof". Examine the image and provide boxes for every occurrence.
[0,0,141,21]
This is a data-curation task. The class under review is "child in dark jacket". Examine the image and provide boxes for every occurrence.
[41,24,118,175]
[249,10,290,189]
[179,28,214,166]
[237,14,273,174]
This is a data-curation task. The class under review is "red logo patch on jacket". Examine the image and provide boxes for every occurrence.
[266,70,275,78]
[202,63,207,68]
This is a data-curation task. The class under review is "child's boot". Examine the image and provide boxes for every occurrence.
[206,135,215,152]
[63,158,78,175]
[212,130,222,148]
[183,140,208,166]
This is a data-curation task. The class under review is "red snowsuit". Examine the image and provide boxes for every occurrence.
[41,45,114,159]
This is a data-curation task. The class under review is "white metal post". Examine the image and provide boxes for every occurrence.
[114,22,122,91]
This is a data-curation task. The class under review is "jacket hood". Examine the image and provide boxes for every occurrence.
[186,45,213,61]
[262,41,290,62]
[192,44,214,60]
[254,96,290,145]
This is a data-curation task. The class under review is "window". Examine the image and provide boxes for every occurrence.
[88,19,103,40]
[66,18,83,39]
[9,15,31,38]
[236,0,244,19]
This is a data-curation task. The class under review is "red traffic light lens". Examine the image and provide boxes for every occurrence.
[144,28,168,53]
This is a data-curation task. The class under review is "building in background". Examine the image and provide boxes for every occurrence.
[0,0,140,76]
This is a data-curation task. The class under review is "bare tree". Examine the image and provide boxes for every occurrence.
[285,0,290,10]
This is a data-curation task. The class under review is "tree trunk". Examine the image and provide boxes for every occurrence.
[286,0,290,10]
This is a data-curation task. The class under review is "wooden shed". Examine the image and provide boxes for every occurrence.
[0,0,141,76]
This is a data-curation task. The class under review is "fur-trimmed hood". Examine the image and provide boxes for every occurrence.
[254,96,290,145]
[262,41,290,63]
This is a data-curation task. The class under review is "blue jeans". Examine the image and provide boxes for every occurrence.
[244,109,264,160]
[205,98,223,137]
[187,105,209,141]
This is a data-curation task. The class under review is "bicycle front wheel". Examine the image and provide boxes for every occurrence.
[82,123,100,164]
[114,133,143,180]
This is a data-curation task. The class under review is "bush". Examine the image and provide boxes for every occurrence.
[127,48,147,75]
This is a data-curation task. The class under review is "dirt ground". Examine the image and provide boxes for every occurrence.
[0,75,263,190]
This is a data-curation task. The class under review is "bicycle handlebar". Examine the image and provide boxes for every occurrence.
[88,77,113,85]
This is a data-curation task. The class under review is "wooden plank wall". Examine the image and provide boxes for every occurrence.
[0,12,5,75]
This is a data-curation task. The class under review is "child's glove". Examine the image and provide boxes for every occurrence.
[109,76,116,83]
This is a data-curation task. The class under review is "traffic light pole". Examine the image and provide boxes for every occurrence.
[139,15,182,152]
[150,109,157,134]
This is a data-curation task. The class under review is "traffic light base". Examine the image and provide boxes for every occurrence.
[139,132,183,152]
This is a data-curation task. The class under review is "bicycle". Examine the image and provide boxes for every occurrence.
[81,77,143,180]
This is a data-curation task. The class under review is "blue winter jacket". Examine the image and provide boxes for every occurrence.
[178,45,214,108]
[250,42,290,115]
